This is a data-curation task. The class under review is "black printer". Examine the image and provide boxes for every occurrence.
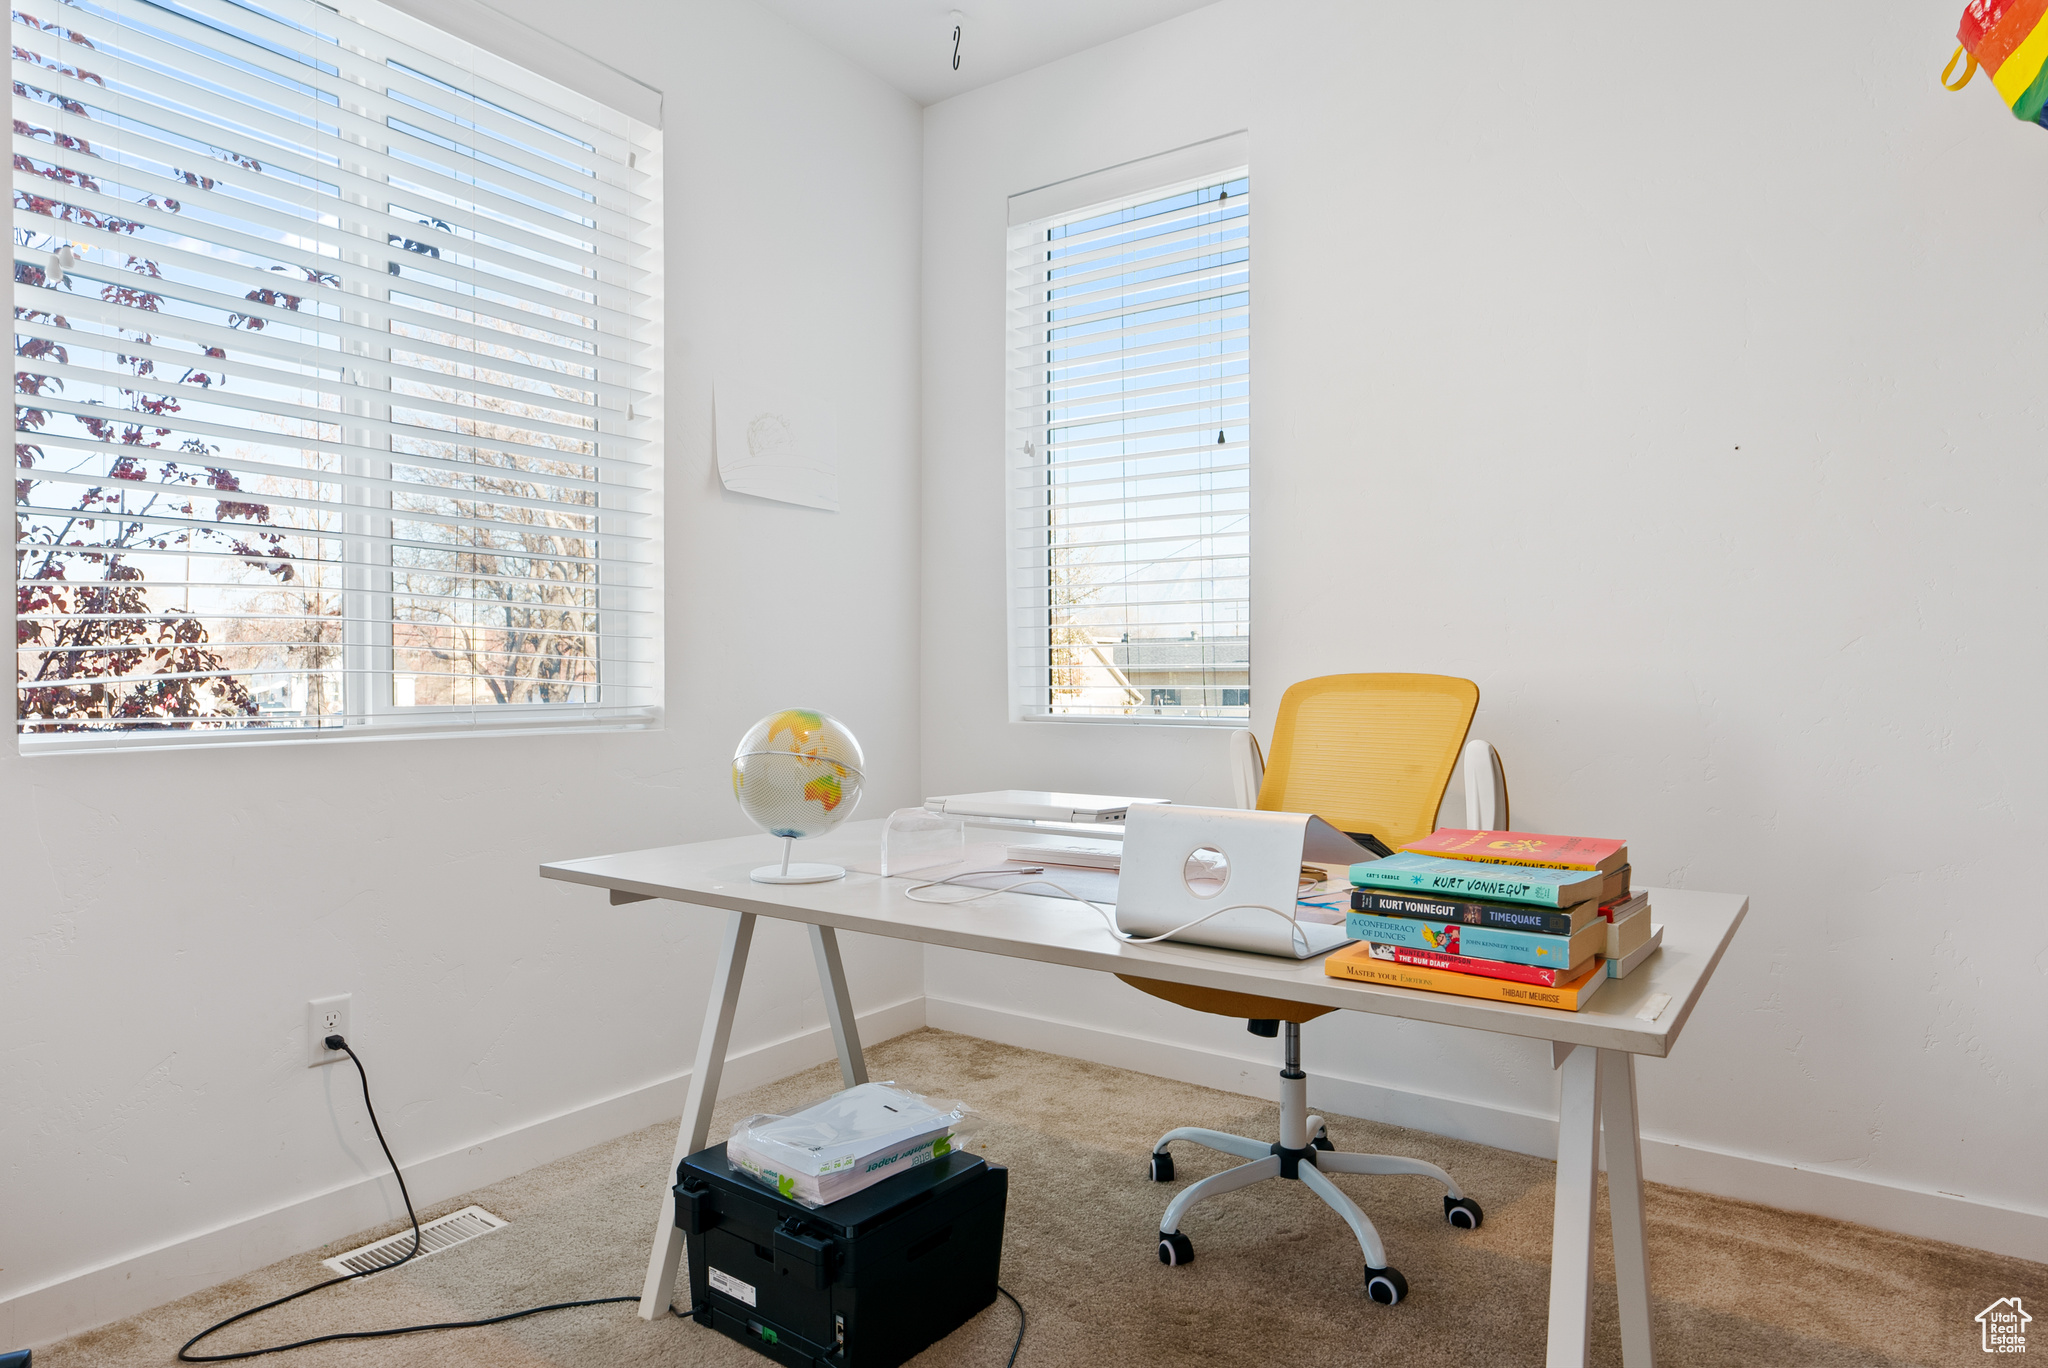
[674,1142,1009,1368]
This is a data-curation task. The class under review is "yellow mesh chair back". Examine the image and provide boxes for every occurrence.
[1257,674,1479,851]
[1119,673,1478,1026]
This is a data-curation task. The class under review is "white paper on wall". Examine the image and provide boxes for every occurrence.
[715,382,838,511]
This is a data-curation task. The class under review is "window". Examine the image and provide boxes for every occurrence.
[13,0,661,750]
[1006,136,1248,723]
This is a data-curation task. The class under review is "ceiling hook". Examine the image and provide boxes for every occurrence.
[951,10,963,70]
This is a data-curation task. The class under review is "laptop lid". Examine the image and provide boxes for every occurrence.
[1114,805,1367,960]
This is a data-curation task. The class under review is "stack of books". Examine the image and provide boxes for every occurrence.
[1324,829,1660,1011]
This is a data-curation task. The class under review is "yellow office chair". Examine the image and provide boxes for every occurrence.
[1121,674,1487,1305]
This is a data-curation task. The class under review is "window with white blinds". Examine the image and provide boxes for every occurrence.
[1007,147,1248,722]
[12,0,662,749]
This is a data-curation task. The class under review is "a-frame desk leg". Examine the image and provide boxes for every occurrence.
[1547,1044,1602,1366]
[811,924,868,1088]
[1601,1048,1656,1367]
[1545,1044,1658,1367]
[637,914,872,1320]
[639,908,756,1320]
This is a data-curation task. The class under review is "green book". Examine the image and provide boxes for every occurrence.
[1349,853,1604,909]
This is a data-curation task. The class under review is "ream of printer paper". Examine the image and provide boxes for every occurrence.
[727,1082,977,1208]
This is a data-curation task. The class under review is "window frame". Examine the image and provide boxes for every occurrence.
[11,0,663,756]
[1003,136,1250,728]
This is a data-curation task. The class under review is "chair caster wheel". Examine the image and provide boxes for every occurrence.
[1444,1196,1484,1230]
[1310,1128,1334,1152]
[1148,1151,1176,1182]
[1158,1230,1194,1266]
[1365,1266,1408,1305]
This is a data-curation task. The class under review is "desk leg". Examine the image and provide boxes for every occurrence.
[1601,1049,1655,1367]
[1547,1045,1602,1367]
[638,908,757,1320]
[809,924,868,1088]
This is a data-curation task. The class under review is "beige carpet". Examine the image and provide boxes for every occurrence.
[41,1029,2046,1368]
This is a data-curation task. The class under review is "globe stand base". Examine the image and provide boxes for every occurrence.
[750,863,845,884]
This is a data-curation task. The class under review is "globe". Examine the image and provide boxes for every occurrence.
[732,709,866,883]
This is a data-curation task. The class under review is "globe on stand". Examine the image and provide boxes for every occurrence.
[731,709,866,883]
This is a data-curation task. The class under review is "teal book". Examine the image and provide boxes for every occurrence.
[1346,911,1603,969]
[1349,853,1604,909]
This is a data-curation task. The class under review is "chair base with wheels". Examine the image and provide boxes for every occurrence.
[1141,1012,1483,1304]
[1139,675,1491,1302]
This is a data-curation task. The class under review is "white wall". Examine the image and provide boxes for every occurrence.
[920,0,2048,1258]
[1,0,924,1346]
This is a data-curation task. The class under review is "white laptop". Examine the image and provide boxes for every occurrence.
[1114,804,1373,960]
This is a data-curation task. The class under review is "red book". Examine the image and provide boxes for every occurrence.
[1599,892,1649,923]
[1364,940,1588,987]
[1401,828,1628,874]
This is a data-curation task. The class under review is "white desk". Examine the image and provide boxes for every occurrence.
[542,820,1747,1368]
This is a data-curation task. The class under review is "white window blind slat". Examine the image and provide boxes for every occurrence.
[1013,367,1249,415]
[15,500,653,567]
[1009,322,1249,380]
[34,0,652,210]
[13,269,631,415]
[7,65,653,298]
[15,205,644,361]
[7,19,649,257]
[1017,236,1253,306]
[15,0,662,747]
[1008,163,1249,723]
[1004,187,1253,262]
[18,375,641,475]
[8,152,643,356]
[21,459,647,530]
[1031,501,1249,533]
[18,353,641,461]
[12,176,649,339]
[1038,442,1249,475]
[1008,224,1253,295]
[1007,278,1249,337]
[13,296,637,427]
[25,556,655,608]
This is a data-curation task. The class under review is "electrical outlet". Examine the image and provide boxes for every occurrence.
[308,994,351,1067]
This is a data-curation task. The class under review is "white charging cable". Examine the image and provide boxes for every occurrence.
[904,868,1313,956]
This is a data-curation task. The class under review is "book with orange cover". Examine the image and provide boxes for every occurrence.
[1402,829,1628,875]
[1324,941,1609,1011]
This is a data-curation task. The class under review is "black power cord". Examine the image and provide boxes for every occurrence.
[997,1283,1026,1367]
[177,1037,636,1362]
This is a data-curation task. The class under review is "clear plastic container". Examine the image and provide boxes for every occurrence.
[728,1082,978,1207]
[879,806,965,877]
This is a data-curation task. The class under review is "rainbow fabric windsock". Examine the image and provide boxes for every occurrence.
[1946,0,2048,127]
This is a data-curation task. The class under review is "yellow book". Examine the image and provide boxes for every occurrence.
[1324,943,1609,1011]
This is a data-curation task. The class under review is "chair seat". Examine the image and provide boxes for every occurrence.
[1118,974,1337,1024]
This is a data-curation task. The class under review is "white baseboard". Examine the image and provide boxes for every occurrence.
[926,995,2048,1264]
[3,994,928,1351]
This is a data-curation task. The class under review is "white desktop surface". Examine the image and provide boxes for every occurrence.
[542,817,1747,1367]
[543,819,1745,1059]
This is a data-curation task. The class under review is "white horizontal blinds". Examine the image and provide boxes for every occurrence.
[12,0,662,741]
[1009,165,1249,722]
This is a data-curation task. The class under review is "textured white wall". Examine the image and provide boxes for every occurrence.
[919,0,2048,1248]
[1,0,923,1344]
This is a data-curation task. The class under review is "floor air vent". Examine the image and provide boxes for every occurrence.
[322,1205,508,1276]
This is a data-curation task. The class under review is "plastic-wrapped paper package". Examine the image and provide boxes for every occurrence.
[727,1082,977,1208]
